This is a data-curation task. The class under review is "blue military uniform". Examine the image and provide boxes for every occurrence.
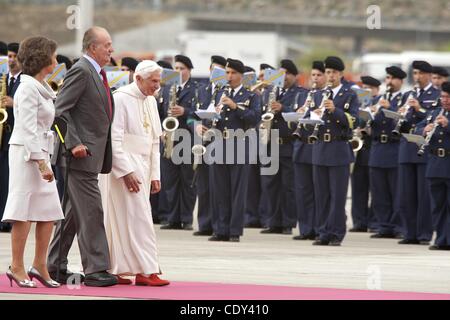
[153,83,172,224]
[350,94,379,232]
[292,88,318,239]
[189,82,217,234]
[397,83,440,242]
[260,84,307,234]
[309,84,359,245]
[369,91,404,236]
[245,87,266,228]
[159,78,198,229]
[418,106,450,248]
[0,72,21,232]
[209,84,261,240]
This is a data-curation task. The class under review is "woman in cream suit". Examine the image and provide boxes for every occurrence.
[2,36,64,288]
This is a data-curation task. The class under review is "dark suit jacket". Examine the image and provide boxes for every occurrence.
[1,73,21,152]
[52,57,114,174]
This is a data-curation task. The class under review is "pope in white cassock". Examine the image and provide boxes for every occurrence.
[99,60,169,286]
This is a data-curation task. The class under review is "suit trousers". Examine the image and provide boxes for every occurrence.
[47,168,110,275]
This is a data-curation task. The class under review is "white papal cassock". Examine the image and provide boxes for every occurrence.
[99,82,163,276]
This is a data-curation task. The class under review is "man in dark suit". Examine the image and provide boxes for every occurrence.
[47,27,117,287]
[0,42,22,233]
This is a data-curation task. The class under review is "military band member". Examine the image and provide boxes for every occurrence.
[191,55,227,236]
[260,59,306,235]
[159,54,197,231]
[293,61,324,240]
[0,42,21,233]
[120,57,139,83]
[396,60,440,244]
[245,64,267,229]
[369,67,405,239]
[349,76,380,233]
[419,82,450,250]
[153,60,174,224]
[309,56,359,246]
[208,58,261,242]
[431,66,449,90]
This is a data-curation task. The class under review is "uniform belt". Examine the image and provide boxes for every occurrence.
[373,134,399,144]
[319,133,347,143]
[430,148,450,158]
[277,136,295,145]
[298,136,315,144]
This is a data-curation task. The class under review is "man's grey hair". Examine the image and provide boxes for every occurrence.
[82,26,107,53]
[134,60,163,81]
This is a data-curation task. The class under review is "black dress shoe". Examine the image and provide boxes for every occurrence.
[229,236,240,242]
[160,223,183,230]
[49,270,85,284]
[349,227,368,233]
[208,235,229,242]
[312,239,329,246]
[282,228,292,235]
[84,271,118,287]
[260,227,283,234]
[244,222,262,228]
[398,239,420,245]
[293,233,316,240]
[370,233,396,239]
[329,239,342,246]
[182,223,193,230]
[429,245,450,251]
[193,230,213,236]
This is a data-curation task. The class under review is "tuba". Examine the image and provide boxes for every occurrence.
[0,74,8,149]
[259,85,277,145]
[162,85,180,159]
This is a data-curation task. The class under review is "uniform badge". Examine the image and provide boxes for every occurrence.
[245,99,250,107]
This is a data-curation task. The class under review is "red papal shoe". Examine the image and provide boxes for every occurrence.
[115,275,133,285]
[135,273,170,286]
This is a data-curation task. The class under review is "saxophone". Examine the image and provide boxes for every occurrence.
[259,85,277,145]
[0,74,8,149]
[162,85,180,159]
